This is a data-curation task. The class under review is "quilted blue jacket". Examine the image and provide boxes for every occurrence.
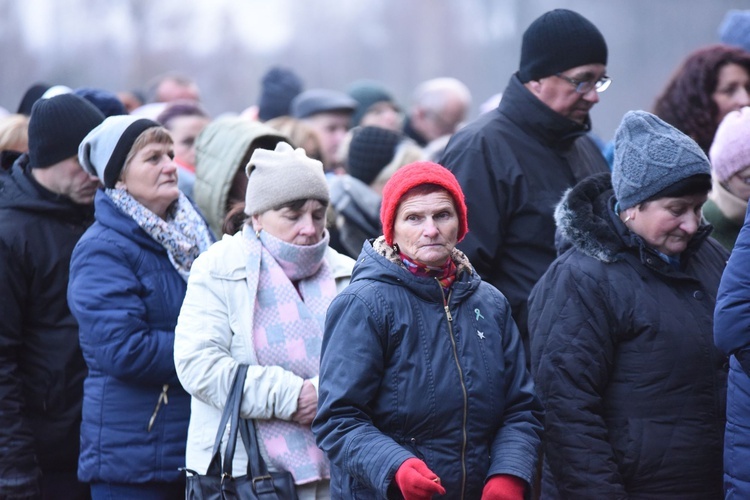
[68,191,199,484]
[313,238,542,499]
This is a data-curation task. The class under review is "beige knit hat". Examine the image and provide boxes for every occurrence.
[244,141,329,216]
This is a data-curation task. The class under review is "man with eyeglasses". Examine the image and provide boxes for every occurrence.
[439,8,610,365]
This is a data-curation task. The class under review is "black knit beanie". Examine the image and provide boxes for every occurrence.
[519,9,608,83]
[347,126,401,186]
[257,66,304,122]
[28,94,105,169]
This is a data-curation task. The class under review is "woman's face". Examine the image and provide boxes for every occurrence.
[168,115,209,169]
[392,189,458,267]
[118,142,180,219]
[623,193,707,256]
[252,199,327,245]
[725,165,750,202]
[712,63,750,124]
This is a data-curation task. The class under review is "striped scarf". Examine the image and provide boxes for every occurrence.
[399,251,458,289]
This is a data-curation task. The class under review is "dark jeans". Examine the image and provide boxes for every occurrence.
[89,481,184,500]
[41,471,90,500]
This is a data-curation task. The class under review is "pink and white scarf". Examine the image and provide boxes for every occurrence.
[243,226,336,484]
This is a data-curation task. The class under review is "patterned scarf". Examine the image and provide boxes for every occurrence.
[244,227,336,484]
[105,188,213,281]
[399,251,458,289]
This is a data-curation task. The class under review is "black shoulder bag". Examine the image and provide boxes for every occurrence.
[184,364,299,500]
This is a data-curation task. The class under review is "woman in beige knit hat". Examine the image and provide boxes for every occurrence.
[174,142,355,499]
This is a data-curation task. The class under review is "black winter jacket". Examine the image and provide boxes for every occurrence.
[528,173,728,499]
[0,157,93,496]
[439,74,609,357]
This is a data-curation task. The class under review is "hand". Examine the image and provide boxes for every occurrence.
[394,458,446,499]
[481,474,526,500]
[291,379,317,425]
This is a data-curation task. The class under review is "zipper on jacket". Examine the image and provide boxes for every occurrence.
[148,384,169,432]
[439,281,468,498]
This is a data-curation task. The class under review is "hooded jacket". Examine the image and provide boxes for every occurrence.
[313,238,542,499]
[0,156,93,495]
[439,74,609,356]
[193,117,288,237]
[529,172,728,499]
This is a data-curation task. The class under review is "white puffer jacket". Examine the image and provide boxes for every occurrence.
[174,226,354,475]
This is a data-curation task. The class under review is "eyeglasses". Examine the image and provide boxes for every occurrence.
[554,73,612,94]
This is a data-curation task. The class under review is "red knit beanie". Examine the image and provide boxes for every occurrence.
[380,161,468,246]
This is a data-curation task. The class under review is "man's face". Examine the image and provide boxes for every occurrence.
[526,63,607,124]
[303,111,351,170]
[38,157,100,205]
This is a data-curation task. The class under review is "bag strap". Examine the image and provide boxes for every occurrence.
[239,411,271,478]
[206,364,248,478]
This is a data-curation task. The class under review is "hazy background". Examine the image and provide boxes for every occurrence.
[2,0,749,141]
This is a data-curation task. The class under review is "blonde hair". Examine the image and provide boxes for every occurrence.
[0,114,30,152]
[265,116,323,162]
[123,126,173,169]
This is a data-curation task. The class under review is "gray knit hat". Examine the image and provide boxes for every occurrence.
[244,141,329,215]
[78,115,161,188]
[612,110,710,210]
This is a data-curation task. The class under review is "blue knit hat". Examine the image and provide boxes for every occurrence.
[257,66,304,122]
[719,10,750,53]
[347,80,399,127]
[612,111,710,210]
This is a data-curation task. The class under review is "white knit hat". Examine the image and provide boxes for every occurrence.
[244,142,329,215]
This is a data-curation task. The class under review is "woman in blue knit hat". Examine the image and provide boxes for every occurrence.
[528,110,728,498]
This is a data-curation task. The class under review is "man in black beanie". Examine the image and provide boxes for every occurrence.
[439,8,611,364]
[0,93,104,499]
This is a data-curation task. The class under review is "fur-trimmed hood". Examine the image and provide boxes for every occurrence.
[554,172,712,264]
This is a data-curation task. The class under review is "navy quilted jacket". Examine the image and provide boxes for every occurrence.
[68,191,196,484]
[313,238,542,499]
[529,173,728,499]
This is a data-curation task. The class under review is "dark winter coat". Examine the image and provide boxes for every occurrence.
[529,172,728,499]
[439,74,609,356]
[0,156,93,496]
[714,202,750,498]
[67,191,192,484]
[313,238,542,499]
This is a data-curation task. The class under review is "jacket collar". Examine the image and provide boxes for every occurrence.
[555,172,712,273]
[500,73,592,150]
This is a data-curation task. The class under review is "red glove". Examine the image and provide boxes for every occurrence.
[481,474,526,500]
[394,458,446,499]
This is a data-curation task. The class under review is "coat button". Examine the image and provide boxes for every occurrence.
[693,290,704,300]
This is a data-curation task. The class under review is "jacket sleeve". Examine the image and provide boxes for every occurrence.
[528,264,628,499]
[174,251,303,421]
[312,291,414,497]
[67,236,180,385]
[715,207,750,363]
[440,139,514,288]
[487,292,544,484]
[0,240,41,497]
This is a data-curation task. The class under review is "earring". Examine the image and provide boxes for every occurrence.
[255,229,261,239]
[392,243,399,253]
[623,215,631,223]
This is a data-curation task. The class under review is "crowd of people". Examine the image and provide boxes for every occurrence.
[3,6,750,500]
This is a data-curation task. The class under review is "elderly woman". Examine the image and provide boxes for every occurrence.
[704,106,750,250]
[174,142,355,499]
[529,111,728,498]
[68,116,215,499]
[653,44,750,153]
[312,161,543,499]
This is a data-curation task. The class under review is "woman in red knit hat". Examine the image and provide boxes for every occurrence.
[313,161,542,499]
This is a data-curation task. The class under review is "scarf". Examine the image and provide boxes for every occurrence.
[244,227,336,484]
[399,251,458,289]
[105,188,213,281]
